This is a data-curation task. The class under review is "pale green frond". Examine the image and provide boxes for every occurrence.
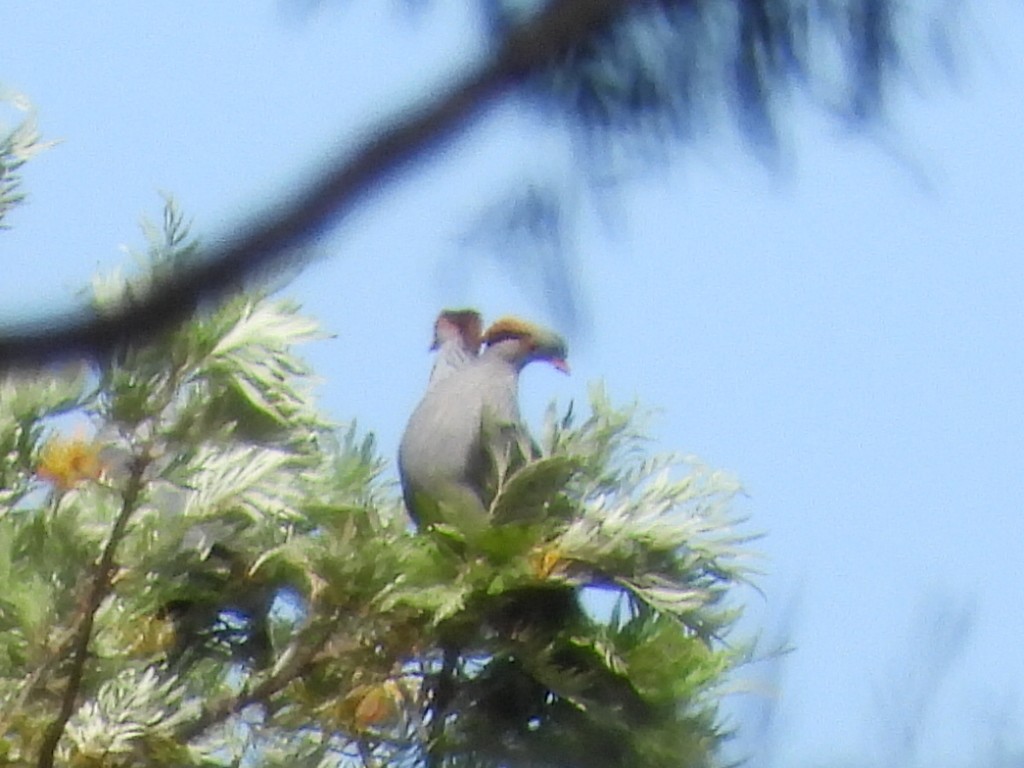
[206,298,323,427]
[545,389,755,634]
[90,266,138,318]
[326,423,389,507]
[64,667,200,761]
[0,367,87,422]
[558,458,745,558]
[211,298,321,360]
[179,444,310,524]
[88,199,198,316]
[379,581,474,625]
[0,88,58,226]
[491,455,578,524]
[615,573,710,615]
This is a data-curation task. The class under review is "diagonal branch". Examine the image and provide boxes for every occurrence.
[0,0,636,370]
[173,620,330,743]
[36,454,149,768]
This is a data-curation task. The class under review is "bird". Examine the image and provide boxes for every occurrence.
[398,315,569,535]
[427,309,483,387]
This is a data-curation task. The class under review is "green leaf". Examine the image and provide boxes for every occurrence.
[491,455,580,524]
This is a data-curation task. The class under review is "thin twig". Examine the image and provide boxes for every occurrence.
[0,0,634,370]
[173,621,330,743]
[357,739,381,768]
[36,454,149,768]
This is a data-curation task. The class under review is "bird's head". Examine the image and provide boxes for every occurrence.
[431,309,483,355]
[482,316,570,373]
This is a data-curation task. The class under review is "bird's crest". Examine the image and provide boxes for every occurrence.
[484,316,569,372]
[482,316,540,345]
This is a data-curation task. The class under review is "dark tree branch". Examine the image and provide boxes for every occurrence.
[36,454,149,768]
[0,0,637,371]
[426,644,460,768]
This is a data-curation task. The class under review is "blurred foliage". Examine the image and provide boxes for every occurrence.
[0,201,754,767]
[0,88,55,228]
[452,0,961,333]
[483,0,958,156]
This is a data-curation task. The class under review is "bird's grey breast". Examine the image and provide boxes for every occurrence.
[398,365,487,486]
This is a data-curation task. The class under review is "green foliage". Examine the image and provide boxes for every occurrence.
[0,88,55,227]
[0,202,754,767]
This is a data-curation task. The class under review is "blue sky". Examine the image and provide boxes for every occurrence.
[3,3,1023,765]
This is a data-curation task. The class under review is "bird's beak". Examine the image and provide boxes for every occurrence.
[550,358,570,375]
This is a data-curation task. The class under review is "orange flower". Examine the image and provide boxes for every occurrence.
[336,681,402,730]
[37,435,103,490]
